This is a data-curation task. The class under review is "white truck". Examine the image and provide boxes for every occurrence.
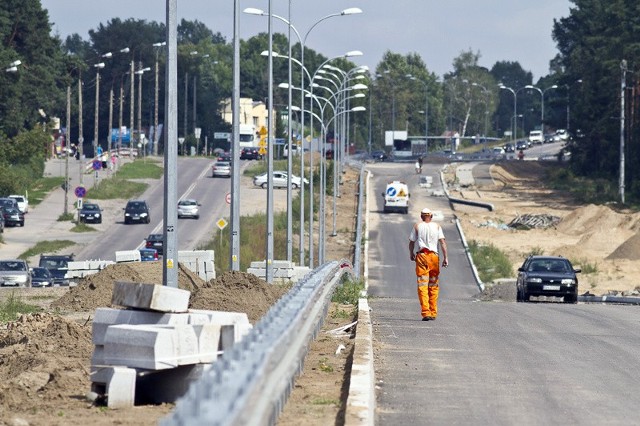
[382,180,410,214]
[239,124,258,147]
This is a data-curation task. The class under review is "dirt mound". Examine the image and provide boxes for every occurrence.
[51,262,207,312]
[607,232,640,260]
[190,271,290,323]
[0,313,94,412]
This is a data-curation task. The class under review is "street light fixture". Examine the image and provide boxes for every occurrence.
[248,6,363,268]
[135,66,152,157]
[525,84,557,134]
[152,41,166,156]
[5,60,21,73]
[407,74,429,156]
[93,62,105,159]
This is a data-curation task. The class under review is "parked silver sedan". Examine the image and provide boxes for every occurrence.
[177,199,200,219]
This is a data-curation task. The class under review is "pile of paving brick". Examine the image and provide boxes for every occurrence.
[90,281,252,408]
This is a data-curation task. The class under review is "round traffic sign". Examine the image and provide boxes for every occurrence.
[74,186,86,198]
[225,192,231,204]
[92,160,102,170]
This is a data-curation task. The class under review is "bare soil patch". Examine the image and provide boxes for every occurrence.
[449,161,640,296]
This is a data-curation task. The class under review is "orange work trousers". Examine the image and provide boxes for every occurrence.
[415,250,440,319]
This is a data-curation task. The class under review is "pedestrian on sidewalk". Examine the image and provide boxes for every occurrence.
[409,207,448,321]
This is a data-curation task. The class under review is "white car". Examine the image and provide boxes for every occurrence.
[177,199,200,219]
[253,171,309,189]
[8,195,28,213]
[212,161,231,178]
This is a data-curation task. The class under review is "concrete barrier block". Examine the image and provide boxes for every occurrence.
[102,324,199,370]
[188,309,250,325]
[90,366,137,408]
[92,307,209,345]
[111,281,190,313]
[193,324,222,363]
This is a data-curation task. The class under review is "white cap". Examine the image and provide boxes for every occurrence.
[421,208,432,215]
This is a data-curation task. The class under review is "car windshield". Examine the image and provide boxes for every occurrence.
[0,261,27,271]
[32,268,50,278]
[179,200,197,206]
[83,204,99,211]
[127,202,146,210]
[147,234,162,242]
[42,259,68,268]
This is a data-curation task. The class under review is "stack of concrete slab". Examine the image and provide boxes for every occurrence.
[90,281,252,408]
[66,260,115,281]
[178,250,215,282]
[247,260,311,284]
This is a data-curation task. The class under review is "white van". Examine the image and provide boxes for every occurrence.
[382,181,410,214]
[528,130,544,144]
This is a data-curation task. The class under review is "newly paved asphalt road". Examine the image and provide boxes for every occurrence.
[366,160,640,425]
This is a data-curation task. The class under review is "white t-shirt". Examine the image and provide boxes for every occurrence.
[409,221,444,253]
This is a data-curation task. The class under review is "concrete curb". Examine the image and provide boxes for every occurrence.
[345,169,375,426]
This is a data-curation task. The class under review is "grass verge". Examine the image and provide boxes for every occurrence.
[0,292,41,323]
[19,240,76,260]
[468,240,513,283]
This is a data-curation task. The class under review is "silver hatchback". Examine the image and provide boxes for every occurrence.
[177,199,200,219]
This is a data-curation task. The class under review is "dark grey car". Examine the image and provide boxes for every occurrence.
[516,255,581,303]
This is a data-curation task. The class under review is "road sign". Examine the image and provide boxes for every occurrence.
[225,192,231,204]
[214,132,231,139]
[259,126,268,136]
[216,218,228,230]
[178,137,185,144]
[92,160,102,170]
[258,147,267,155]
[74,186,86,198]
[195,127,202,139]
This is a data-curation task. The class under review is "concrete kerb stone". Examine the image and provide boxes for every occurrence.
[344,297,375,426]
[111,281,190,312]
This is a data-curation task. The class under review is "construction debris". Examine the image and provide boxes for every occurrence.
[508,214,561,230]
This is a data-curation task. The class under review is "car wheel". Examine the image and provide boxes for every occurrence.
[516,287,523,302]
[20,221,24,227]
[521,289,529,302]
[146,217,151,224]
[565,292,578,304]
[292,183,299,189]
[261,182,268,189]
[97,219,102,224]
[195,215,200,220]
[125,218,130,224]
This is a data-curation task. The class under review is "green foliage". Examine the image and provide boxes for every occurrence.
[332,278,365,305]
[0,129,49,195]
[317,358,334,373]
[18,240,76,260]
[85,178,148,200]
[58,212,75,222]
[468,240,513,282]
[71,222,96,232]
[0,293,41,324]
[546,165,618,204]
[112,159,163,179]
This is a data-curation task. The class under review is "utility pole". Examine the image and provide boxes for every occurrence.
[108,87,114,153]
[184,72,188,143]
[193,74,197,154]
[78,76,84,185]
[620,60,627,204]
[130,60,135,157]
[65,85,70,215]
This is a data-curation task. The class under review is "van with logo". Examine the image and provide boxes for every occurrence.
[382,180,410,214]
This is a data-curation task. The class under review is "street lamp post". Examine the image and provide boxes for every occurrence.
[245,5,362,268]
[153,42,166,156]
[407,74,429,156]
[566,79,583,131]
[135,66,151,156]
[499,84,516,141]
[525,84,557,134]
[93,62,105,158]
[471,82,489,144]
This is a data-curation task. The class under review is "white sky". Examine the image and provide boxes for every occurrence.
[41,0,571,81]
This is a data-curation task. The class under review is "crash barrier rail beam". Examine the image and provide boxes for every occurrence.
[162,260,353,426]
[448,197,494,211]
[353,164,366,279]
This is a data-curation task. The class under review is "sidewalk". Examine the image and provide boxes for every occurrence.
[0,155,133,263]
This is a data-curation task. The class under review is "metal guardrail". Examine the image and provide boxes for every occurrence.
[353,164,365,278]
[162,260,354,425]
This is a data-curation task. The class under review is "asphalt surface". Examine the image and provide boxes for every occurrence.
[366,160,640,425]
